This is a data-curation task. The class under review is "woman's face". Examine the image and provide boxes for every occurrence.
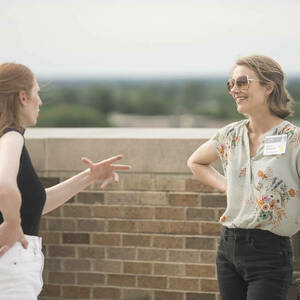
[19,78,42,127]
[229,65,270,117]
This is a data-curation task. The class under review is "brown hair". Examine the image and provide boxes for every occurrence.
[235,55,294,119]
[0,62,35,136]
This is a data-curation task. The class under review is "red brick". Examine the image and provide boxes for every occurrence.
[48,219,76,231]
[186,237,216,250]
[123,234,151,247]
[63,205,91,217]
[154,263,184,276]
[138,276,167,289]
[40,232,60,244]
[185,179,216,192]
[153,236,183,249]
[48,272,75,284]
[169,193,199,207]
[123,207,153,219]
[44,258,62,271]
[123,289,153,300]
[169,222,200,234]
[93,206,122,218]
[187,208,216,221]
[39,218,47,230]
[107,247,135,260]
[93,287,121,299]
[155,291,184,300]
[107,274,136,287]
[40,177,60,188]
[77,219,105,232]
[108,220,137,233]
[186,293,216,300]
[63,259,91,271]
[169,277,199,291]
[78,246,105,259]
[200,279,219,292]
[168,250,199,263]
[77,273,105,285]
[93,260,122,273]
[138,249,167,262]
[62,286,91,298]
[124,262,152,274]
[48,245,75,257]
[201,194,227,208]
[39,284,61,297]
[138,221,168,233]
[63,233,90,244]
[201,223,222,236]
[93,234,121,246]
[200,251,217,264]
[155,207,184,220]
[77,192,104,204]
[186,264,216,278]
[46,206,62,217]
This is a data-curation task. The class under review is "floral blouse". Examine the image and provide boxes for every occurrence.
[210,119,300,237]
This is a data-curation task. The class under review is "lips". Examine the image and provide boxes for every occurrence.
[235,97,248,104]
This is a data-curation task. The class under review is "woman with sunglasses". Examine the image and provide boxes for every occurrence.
[188,55,297,300]
[0,62,131,299]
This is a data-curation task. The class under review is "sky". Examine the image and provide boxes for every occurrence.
[1,0,300,78]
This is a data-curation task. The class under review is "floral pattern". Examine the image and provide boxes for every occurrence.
[255,168,296,228]
[215,125,240,172]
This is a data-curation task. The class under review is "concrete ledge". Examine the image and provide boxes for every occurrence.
[25,128,220,175]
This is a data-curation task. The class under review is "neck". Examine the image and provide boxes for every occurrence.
[247,113,284,135]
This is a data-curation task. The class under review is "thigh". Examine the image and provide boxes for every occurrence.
[217,241,247,300]
[244,236,293,300]
[247,276,291,300]
[0,242,44,300]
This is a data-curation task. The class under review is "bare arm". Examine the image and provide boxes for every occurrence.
[187,140,226,193]
[0,131,28,255]
[43,155,131,215]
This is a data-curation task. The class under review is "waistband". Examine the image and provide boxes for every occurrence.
[24,234,42,251]
[221,226,289,241]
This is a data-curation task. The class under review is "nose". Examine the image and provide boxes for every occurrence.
[230,82,239,94]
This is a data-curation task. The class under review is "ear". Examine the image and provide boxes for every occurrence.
[265,84,274,96]
[18,90,27,106]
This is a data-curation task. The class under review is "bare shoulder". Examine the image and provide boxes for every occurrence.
[0,130,24,158]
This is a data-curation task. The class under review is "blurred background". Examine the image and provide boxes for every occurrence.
[1,0,299,128]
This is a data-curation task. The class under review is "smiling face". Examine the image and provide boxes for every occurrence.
[230,65,272,117]
[19,78,42,127]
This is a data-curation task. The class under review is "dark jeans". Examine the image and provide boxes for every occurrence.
[217,226,293,300]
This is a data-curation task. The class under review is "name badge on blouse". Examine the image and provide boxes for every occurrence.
[263,135,287,156]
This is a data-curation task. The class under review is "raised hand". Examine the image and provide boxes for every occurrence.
[81,154,131,188]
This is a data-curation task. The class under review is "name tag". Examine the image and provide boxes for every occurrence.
[263,135,287,156]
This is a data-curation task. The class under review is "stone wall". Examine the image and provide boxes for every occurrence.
[23,128,298,300]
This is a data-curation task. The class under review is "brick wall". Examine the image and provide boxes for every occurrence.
[38,174,226,300]
[24,128,298,300]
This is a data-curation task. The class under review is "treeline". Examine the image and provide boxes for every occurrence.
[37,78,300,127]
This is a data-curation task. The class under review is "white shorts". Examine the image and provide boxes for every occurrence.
[0,235,44,300]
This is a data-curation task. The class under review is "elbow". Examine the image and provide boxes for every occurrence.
[187,156,194,170]
[0,183,21,210]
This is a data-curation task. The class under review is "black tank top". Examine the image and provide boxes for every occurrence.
[0,128,46,236]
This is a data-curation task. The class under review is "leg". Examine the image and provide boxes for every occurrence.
[217,249,247,300]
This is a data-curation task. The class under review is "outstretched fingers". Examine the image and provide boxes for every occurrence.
[102,154,123,164]
[112,164,132,170]
[81,157,94,169]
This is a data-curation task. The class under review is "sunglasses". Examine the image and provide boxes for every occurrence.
[226,75,259,93]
